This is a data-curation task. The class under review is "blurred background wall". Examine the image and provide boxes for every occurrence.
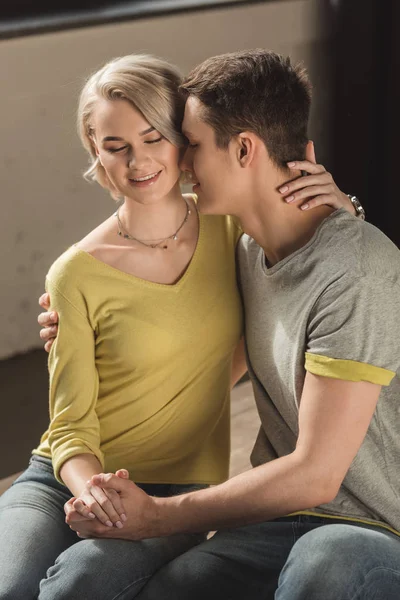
[1,0,397,478]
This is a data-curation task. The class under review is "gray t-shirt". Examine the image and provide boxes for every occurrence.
[238,209,400,534]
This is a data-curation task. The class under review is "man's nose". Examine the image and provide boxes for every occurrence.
[179,146,193,174]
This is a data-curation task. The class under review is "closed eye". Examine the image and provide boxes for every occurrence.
[107,146,128,154]
[183,135,198,148]
[145,137,163,144]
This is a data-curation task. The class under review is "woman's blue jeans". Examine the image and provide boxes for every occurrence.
[137,514,400,600]
[0,455,206,600]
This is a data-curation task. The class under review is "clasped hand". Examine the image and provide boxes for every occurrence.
[65,470,155,540]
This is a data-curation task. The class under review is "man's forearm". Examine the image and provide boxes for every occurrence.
[151,452,335,537]
[70,451,335,540]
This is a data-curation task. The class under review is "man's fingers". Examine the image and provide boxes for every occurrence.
[39,326,58,341]
[44,340,54,353]
[64,497,92,523]
[38,293,51,309]
[91,473,128,493]
[64,497,76,516]
[115,469,130,479]
[37,311,58,327]
[70,498,96,520]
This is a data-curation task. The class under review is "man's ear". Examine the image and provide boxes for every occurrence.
[237,133,256,167]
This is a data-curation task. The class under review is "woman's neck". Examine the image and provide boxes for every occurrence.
[119,185,187,241]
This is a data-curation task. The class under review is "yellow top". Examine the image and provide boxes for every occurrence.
[34,212,243,485]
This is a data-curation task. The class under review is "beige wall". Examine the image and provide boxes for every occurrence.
[0,0,331,359]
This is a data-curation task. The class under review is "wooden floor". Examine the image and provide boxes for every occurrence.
[229,380,259,477]
[0,381,259,495]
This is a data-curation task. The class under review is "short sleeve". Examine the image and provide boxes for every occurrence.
[305,274,400,385]
[45,272,103,483]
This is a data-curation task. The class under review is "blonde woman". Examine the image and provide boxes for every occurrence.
[0,54,357,600]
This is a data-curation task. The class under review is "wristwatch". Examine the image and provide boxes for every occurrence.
[347,194,366,220]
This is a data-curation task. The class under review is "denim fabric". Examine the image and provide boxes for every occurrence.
[0,456,206,600]
[137,514,400,600]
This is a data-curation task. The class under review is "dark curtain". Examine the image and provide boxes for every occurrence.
[329,0,399,247]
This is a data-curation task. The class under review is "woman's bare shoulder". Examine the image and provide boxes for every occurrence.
[76,213,117,254]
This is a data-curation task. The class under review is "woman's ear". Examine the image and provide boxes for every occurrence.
[93,139,100,158]
[90,133,102,161]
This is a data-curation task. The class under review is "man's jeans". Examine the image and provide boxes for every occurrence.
[0,455,206,600]
[137,514,400,600]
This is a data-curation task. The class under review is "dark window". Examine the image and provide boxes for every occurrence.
[1,0,274,39]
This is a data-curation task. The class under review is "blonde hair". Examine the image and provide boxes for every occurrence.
[77,54,186,199]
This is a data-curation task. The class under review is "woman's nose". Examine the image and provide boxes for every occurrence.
[127,148,150,169]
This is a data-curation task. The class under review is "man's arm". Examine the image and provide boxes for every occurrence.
[67,373,381,539]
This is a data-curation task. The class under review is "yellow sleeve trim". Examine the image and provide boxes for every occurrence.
[305,353,395,386]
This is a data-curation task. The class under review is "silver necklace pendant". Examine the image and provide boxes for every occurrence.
[116,196,191,248]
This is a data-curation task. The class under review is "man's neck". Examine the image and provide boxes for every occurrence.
[238,189,335,267]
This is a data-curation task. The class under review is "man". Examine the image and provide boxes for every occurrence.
[44,50,400,598]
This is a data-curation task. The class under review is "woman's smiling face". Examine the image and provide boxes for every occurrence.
[92,98,182,204]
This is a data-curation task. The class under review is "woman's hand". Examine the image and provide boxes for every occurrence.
[66,470,156,540]
[38,293,58,352]
[71,472,128,529]
[279,141,357,216]
[65,469,130,535]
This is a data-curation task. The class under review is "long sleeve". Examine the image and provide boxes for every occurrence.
[34,222,242,486]
[45,275,103,483]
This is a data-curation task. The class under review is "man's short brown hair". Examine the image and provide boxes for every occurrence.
[181,49,312,168]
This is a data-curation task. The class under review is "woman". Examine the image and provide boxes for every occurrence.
[0,54,358,600]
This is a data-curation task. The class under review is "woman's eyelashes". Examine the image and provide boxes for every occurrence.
[107,146,128,154]
[106,137,163,153]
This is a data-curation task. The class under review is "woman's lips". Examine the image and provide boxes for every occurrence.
[129,170,162,188]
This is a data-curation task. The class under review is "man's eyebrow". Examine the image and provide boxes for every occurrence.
[102,127,155,143]
[182,129,195,138]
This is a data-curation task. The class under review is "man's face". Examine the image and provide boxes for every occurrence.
[181,96,237,215]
